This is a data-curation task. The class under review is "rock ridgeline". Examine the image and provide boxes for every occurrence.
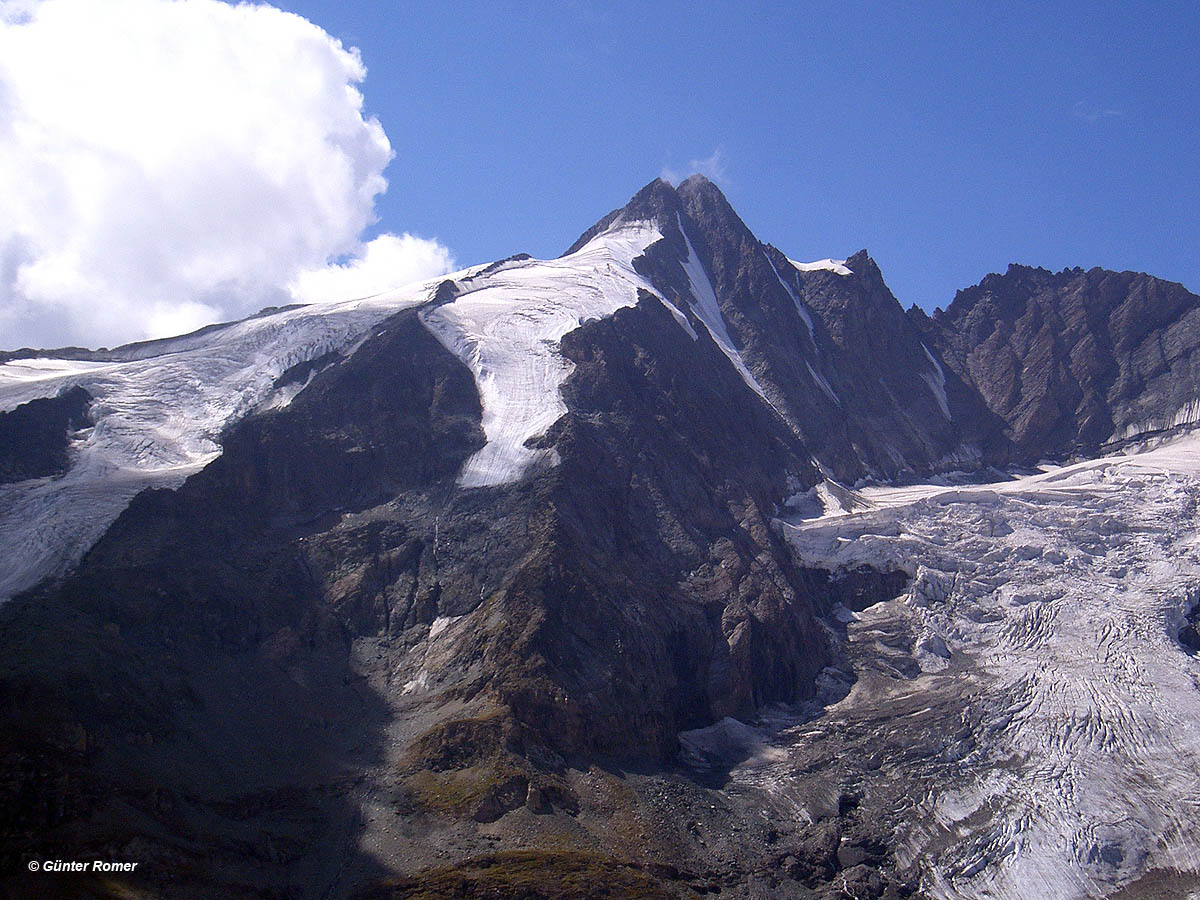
[914,263,1200,460]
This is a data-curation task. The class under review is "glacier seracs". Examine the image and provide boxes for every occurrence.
[773,433,1200,900]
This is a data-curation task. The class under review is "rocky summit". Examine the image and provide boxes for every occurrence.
[3,178,1200,900]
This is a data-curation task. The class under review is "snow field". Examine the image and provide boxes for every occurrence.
[789,257,853,277]
[921,343,952,420]
[673,214,768,401]
[0,275,463,600]
[419,222,665,488]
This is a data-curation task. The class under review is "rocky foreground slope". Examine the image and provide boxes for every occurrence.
[1,178,1199,899]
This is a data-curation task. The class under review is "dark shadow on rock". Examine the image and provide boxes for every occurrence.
[806,566,911,615]
[670,564,910,786]
[0,308,485,899]
[0,385,92,484]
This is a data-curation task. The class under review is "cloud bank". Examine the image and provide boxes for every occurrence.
[289,232,455,305]
[0,0,453,350]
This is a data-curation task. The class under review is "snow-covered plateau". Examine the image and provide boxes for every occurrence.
[0,275,462,601]
[767,433,1200,900]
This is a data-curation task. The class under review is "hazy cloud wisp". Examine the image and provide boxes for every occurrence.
[0,0,454,350]
[1072,100,1123,123]
[661,148,727,186]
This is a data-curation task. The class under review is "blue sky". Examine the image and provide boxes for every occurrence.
[273,0,1198,311]
[1,0,1196,348]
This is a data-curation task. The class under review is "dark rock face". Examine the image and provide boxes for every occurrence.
[0,386,92,483]
[1181,603,1200,654]
[774,247,1001,481]
[601,176,991,482]
[920,264,1200,460]
[807,566,911,614]
[533,295,829,750]
[0,310,485,898]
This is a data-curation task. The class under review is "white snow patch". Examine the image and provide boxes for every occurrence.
[920,343,952,420]
[784,479,871,521]
[428,614,464,640]
[806,360,841,406]
[0,270,472,602]
[764,252,815,336]
[420,222,664,488]
[676,215,768,400]
[817,480,872,516]
[789,257,853,277]
[401,671,430,695]
[258,371,314,412]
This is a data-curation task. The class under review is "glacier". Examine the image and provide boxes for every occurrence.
[770,432,1200,899]
[0,277,463,601]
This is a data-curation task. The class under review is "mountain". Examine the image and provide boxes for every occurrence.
[2,177,1200,900]
[586,177,994,483]
[915,264,1200,460]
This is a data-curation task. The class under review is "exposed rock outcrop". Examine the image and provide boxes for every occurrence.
[919,264,1200,459]
[0,386,91,483]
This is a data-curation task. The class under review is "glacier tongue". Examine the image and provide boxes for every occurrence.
[0,279,457,602]
[420,222,663,489]
[775,434,1200,900]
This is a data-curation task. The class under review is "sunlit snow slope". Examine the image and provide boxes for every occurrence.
[790,257,853,276]
[420,222,668,488]
[775,434,1200,900]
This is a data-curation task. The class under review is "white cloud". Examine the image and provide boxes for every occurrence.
[0,0,453,350]
[290,232,455,304]
[661,148,728,186]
